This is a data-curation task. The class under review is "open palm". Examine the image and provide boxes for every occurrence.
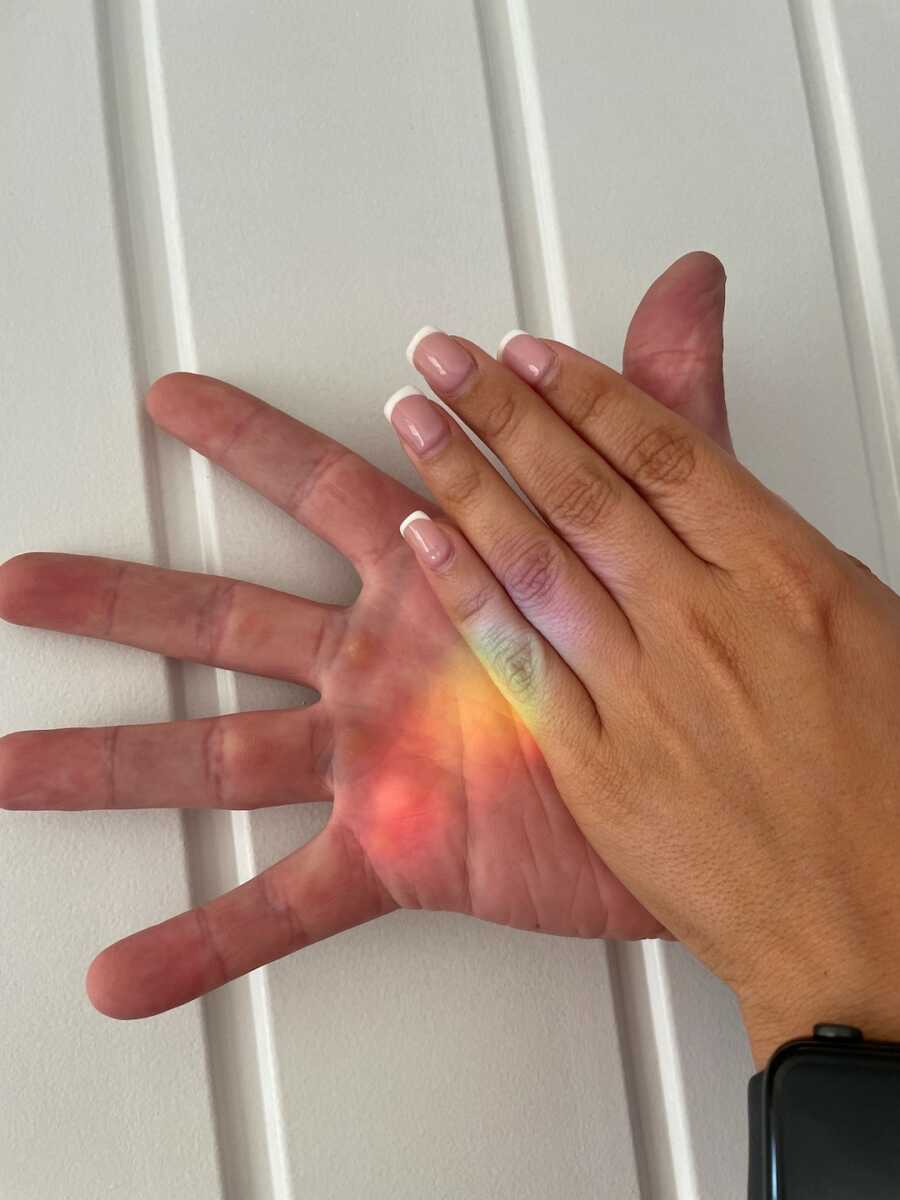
[0,254,733,1018]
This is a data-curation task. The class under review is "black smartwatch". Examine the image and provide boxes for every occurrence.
[747,1024,900,1198]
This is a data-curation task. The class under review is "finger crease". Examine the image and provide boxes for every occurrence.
[203,720,227,808]
[194,906,229,988]
[103,562,129,639]
[362,524,407,572]
[104,725,121,810]
[284,446,353,523]
[626,346,720,368]
[338,821,397,914]
[219,403,271,468]
[306,707,335,795]
[582,843,611,938]
[259,869,309,952]
[198,580,239,662]
[308,609,330,680]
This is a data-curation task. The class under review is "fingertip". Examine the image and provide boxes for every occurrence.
[87,907,227,1020]
[383,385,422,423]
[144,372,257,456]
[399,508,431,536]
[669,250,726,286]
[0,730,39,810]
[85,947,136,1020]
[622,250,731,449]
[0,552,50,625]
[399,510,454,569]
[405,325,439,368]
[85,929,194,1021]
[496,328,529,358]
[144,371,198,425]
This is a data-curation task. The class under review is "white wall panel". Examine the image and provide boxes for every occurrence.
[0,3,222,1198]
[3,2,899,1198]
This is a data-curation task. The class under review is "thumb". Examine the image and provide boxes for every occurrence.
[622,251,733,453]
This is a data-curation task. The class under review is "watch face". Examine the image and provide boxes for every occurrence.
[771,1048,900,1198]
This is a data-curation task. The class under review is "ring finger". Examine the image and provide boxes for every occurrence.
[398,511,601,756]
[383,386,636,697]
[0,707,333,811]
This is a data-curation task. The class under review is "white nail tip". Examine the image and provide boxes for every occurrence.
[405,325,439,367]
[383,385,422,421]
[399,510,431,536]
[497,329,529,358]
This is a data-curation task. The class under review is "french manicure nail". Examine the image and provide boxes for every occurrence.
[384,386,450,454]
[498,329,556,384]
[399,510,453,568]
[406,326,475,394]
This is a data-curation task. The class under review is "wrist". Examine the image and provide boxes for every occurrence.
[739,955,900,1069]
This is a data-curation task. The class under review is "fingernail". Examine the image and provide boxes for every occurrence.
[384,386,450,454]
[497,330,556,384]
[399,510,453,568]
[406,326,475,394]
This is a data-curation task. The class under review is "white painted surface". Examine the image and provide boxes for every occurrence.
[2,2,897,1197]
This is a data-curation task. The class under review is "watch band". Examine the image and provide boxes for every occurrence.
[746,1067,764,1200]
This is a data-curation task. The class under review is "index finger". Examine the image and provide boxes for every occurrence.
[87,820,396,1018]
[147,373,436,572]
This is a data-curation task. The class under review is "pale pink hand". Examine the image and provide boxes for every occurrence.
[0,253,731,1018]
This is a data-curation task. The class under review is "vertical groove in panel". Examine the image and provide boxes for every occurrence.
[500,0,575,344]
[94,2,293,1196]
[474,1,691,1195]
[638,945,700,1200]
[604,943,661,1200]
[89,4,227,1196]
[473,0,548,340]
[137,0,220,579]
[789,0,900,588]
[90,3,170,573]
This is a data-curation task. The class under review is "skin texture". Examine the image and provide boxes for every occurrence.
[398,314,900,1068]
[0,253,733,1024]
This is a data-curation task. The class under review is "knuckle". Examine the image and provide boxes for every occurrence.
[481,386,525,443]
[766,546,843,644]
[625,425,697,490]
[544,459,619,534]
[566,379,615,430]
[196,579,239,660]
[494,532,563,608]
[483,627,543,701]
[440,462,483,511]
[203,719,230,808]
[217,716,263,785]
[452,581,496,627]
[287,445,355,520]
[840,549,882,587]
[258,868,308,950]
[681,601,749,693]
[571,735,639,826]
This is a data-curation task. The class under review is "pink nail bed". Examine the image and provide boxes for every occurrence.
[384,386,449,454]
[498,329,556,384]
[399,511,453,568]
[406,327,475,394]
